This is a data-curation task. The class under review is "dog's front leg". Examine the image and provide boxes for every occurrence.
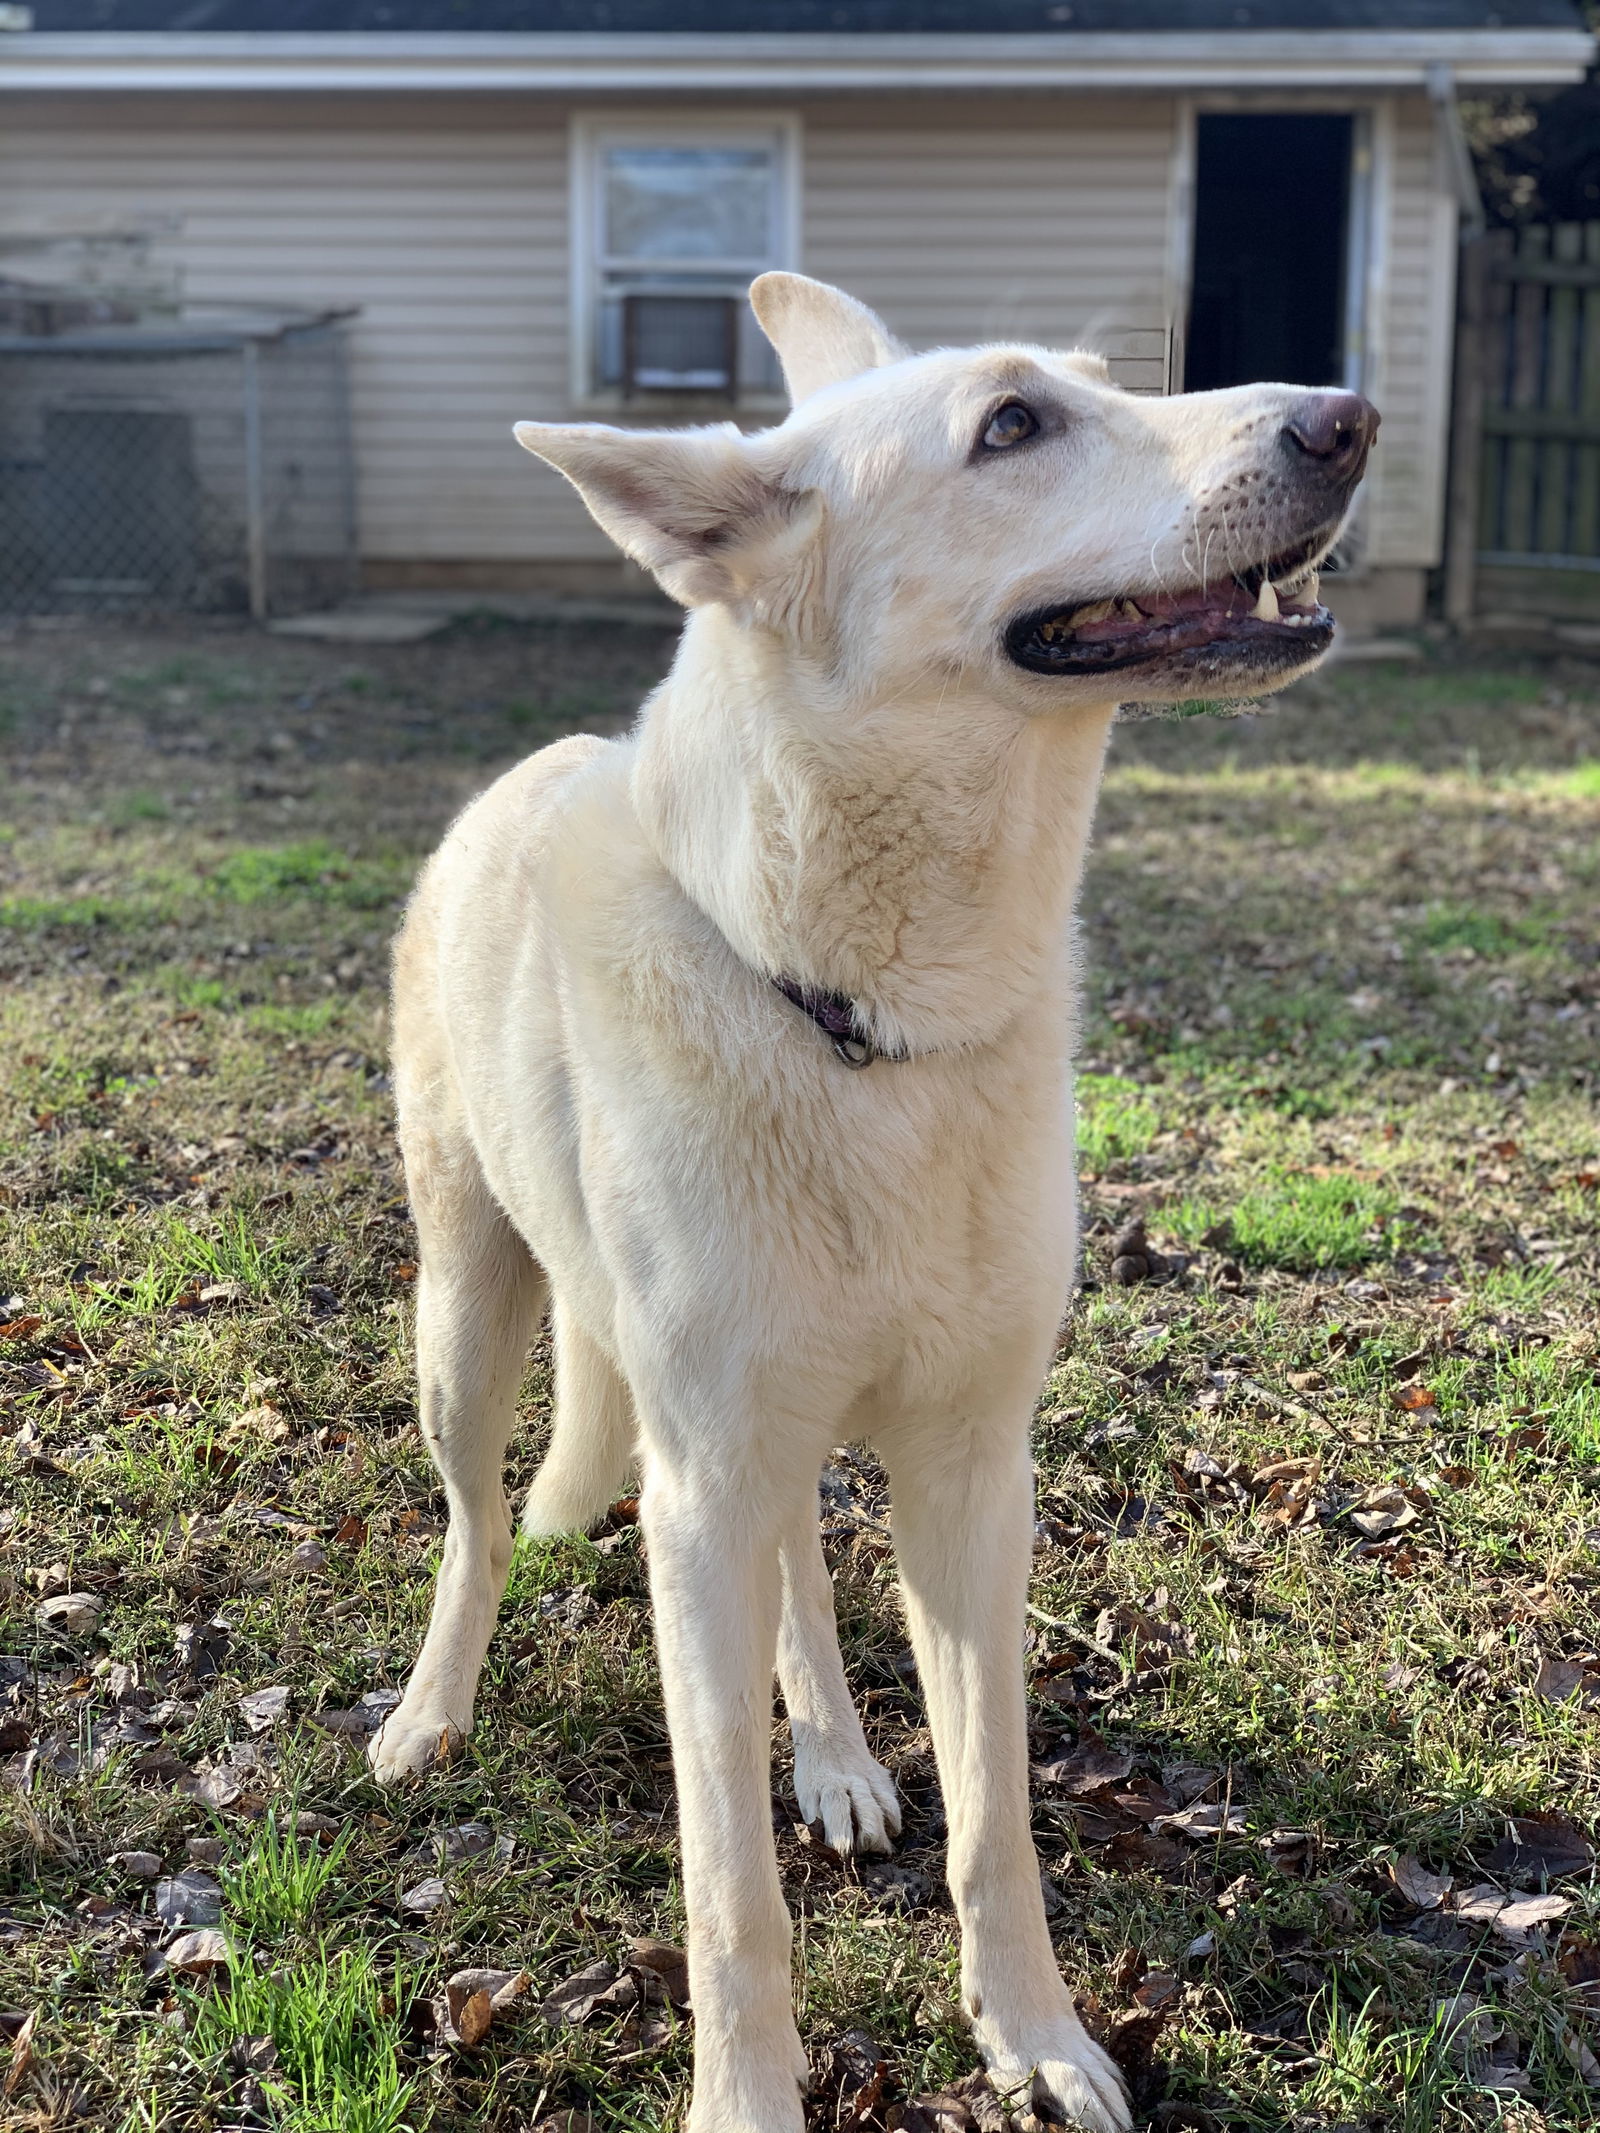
[639,1430,810,2133]
[883,1411,1131,2133]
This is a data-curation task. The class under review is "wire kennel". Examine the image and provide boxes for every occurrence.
[0,303,358,620]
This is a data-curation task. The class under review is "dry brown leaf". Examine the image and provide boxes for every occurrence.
[34,1593,102,1635]
[627,1937,690,2009]
[1482,1811,1594,1883]
[1252,1455,1321,1488]
[890,2094,973,2133]
[0,2009,38,2103]
[1259,1827,1315,1874]
[1348,1486,1426,1539]
[453,1988,492,2048]
[538,1958,622,2026]
[1152,1802,1246,1840]
[154,1872,222,1928]
[1535,1654,1600,1707]
[1102,1828,1190,1876]
[443,1966,527,2044]
[110,1850,163,1880]
[1391,1384,1440,1412]
[176,1769,254,1813]
[237,1686,290,1734]
[1100,1997,1174,2110]
[810,2027,887,2130]
[1453,1883,1572,1943]
[1390,1854,1452,1910]
[1032,1728,1135,1796]
[165,1927,230,1975]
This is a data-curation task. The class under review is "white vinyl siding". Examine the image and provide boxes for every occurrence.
[805,97,1176,394]
[1,87,1448,573]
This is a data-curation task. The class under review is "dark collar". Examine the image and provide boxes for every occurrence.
[771,975,908,1069]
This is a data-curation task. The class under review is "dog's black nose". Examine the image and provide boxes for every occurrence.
[1282,392,1380,481]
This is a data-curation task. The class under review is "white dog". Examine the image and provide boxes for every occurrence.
[369,274,1375,2133]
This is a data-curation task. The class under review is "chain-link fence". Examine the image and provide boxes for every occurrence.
[0,305,358,620]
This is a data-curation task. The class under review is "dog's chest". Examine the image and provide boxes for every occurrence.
[671,1037,1079,1348]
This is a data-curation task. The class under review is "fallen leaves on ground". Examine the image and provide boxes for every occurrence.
[1,2009,38,2104]
[1031,1724,1238,1880]
[1482,1810,1594,1882]
[805,2041,1014,2132]
[1453,1884,1573,1945]
[153,1871,222,1929]
[1535,1653,1600,1708]
[34,1592,101,1635]
[1390,1854,1452,1910]
[434,1966,528,2049]
[536,1938,691,2057]
[162,1928,230,1976]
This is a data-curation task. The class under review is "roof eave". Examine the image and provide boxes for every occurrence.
[0,28,1593,93]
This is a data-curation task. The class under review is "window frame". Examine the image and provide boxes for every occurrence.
[568,111,802,414]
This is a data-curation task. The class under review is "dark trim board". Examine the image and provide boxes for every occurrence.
[21,2,1589,36]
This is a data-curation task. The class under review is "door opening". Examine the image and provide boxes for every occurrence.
[1185,113,1353,393]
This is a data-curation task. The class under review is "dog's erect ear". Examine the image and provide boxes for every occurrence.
[749,272,906,407]
[514,419,822,616]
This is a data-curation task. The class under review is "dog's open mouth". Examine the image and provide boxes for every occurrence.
[1005,542,1335,679]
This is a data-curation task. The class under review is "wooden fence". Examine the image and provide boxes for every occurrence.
[1445,221,1600,625]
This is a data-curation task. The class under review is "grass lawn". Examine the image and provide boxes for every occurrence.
[1,617,1597,2133]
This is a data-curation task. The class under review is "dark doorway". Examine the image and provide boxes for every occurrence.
[1185,114,1353,393]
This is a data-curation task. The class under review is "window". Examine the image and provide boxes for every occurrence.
[571,118,798,405]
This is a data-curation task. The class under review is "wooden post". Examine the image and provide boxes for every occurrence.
[1443,232,1489,628]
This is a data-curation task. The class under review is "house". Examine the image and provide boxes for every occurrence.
[2,3,1593,626]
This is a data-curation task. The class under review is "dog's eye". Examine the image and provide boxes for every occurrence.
[981,401,1040,451]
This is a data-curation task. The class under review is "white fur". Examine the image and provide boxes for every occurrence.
[368,275,1356,2132]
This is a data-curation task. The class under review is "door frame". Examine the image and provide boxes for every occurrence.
[1165,93,1392,405]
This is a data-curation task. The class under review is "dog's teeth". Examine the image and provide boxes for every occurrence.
[1252,577,1280,622]
[1116,598,1143,620]
[1070,599,1115,626]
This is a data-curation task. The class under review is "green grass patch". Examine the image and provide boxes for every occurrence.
[221,1812,356,1940]
[205,839,405,912]
[169,1944,422,2133]
[1075,1071,1161,1171]
[1168,1169,1404,1270]
[106,789,172,827]
[1414,902,1548,958]
[0,887,170,932]
[71,1208,299,1326]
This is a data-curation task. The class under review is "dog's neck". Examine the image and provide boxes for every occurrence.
[634,608,1117,1054]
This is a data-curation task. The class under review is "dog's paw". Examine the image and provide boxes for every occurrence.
[367,1706,462,1785]
[792,1723,901,1855]
[979,2018,1131,2133]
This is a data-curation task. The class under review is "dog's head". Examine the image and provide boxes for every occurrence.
[515,274,1376,710]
